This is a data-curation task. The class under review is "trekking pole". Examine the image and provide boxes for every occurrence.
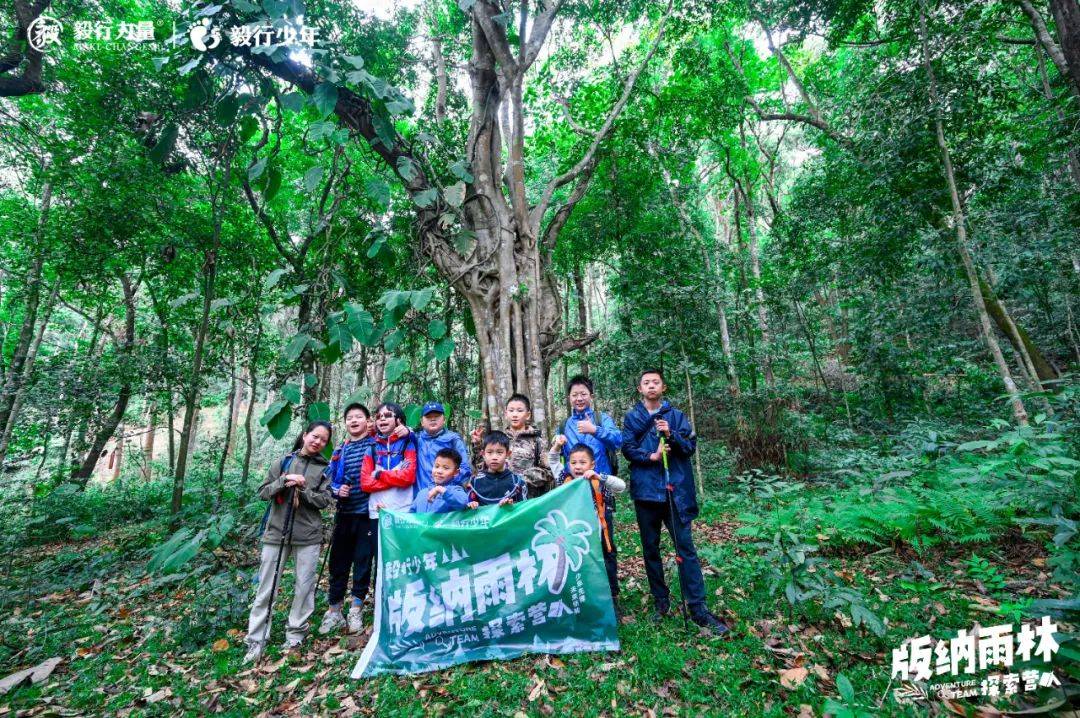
[660,437,690,630]
[315,512,336,598]
[264,487,297,648]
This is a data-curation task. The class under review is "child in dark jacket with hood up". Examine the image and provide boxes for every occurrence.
[622,368,728,636]
[468,431,528,507]
[411,447,469,513]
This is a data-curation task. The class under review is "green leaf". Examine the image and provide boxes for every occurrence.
[428,319,447,339]
[264,268,288,290]
[263,0,288,18]
[248,158,267,181]
[412,187,438,208]
[444,181,465,208]
[148,123,178,163]
[434,336,455,361]
[383,328,405,353]
[304,165,324,193]
[370,110,396,149]
[307,402,331,421]
[836,674,855,703]
[386,97,414,115]
[384,357,408,383]
[279,91,305,112]
[263,402,292,440]
[308,121,335,142]
[238,115,259,143]
[404,403,423,427]
[365,177,391,209]
[169,292,199,309]
[215,95,241,125]
[956,440,994,451]
[366,234,387,259]
[396,156,417,182]
[182,72,211,109]
[411,287,434,310]
[283,333,310,362]
[231,0,260,11]
[282,383,302,404]
[148,528,193,573]
[313,83,338,118]
[449,159,474,183]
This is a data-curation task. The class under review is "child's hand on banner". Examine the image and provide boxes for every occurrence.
[467,501,479,509]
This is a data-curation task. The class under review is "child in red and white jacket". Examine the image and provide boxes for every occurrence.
[360,402,417,520]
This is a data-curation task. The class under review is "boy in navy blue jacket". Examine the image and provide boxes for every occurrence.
[621,369,728,635]
[319,403,376,636]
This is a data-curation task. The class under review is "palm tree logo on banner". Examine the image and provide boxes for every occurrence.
[531,511,593,594]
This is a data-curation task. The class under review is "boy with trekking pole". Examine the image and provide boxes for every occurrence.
[621,368,728,636]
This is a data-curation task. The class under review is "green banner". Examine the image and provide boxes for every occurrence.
[352,479,620,677]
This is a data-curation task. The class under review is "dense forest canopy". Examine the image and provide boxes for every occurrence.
[0,0,1077,714]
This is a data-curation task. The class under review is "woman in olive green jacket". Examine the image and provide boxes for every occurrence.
[244,420,333,663]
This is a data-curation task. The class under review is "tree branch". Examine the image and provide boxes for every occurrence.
[1017,0,1072,90]
[533,0,674,229]
[0,0,50,97]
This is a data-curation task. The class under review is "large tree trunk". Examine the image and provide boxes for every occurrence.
[230,0,670,427]
[1050,0,1080,98]
[73,275,138,481]
[919,9,1028,425]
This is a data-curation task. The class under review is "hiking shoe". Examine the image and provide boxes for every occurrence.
[281,638,303,653]
[318,608,346,635]
[242,642,265,664]
[691,610,730,636]
[347,605,364,633]
[651,597,671,623]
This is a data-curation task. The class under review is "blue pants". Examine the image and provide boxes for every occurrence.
[633,499,707,614]
[327,513,376,606]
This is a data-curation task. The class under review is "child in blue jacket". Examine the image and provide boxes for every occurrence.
[411,448,469,514]
[621,368,728,636]
[558,374,622,476]
[319,403,376,636]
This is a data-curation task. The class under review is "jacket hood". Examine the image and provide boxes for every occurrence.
[293,450,330,467]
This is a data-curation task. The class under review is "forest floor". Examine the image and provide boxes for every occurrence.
[0,440,1073,717]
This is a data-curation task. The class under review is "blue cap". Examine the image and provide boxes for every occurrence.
[422,401,445,416]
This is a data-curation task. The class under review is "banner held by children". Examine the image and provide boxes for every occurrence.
[352,479,620,677]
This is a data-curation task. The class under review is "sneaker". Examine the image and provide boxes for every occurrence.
[651,597,671,623]
[347,605,364,634]
[281,637,303,653]
[318,608,346,635]
[242,642,265,664]
[691,610,730,636]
